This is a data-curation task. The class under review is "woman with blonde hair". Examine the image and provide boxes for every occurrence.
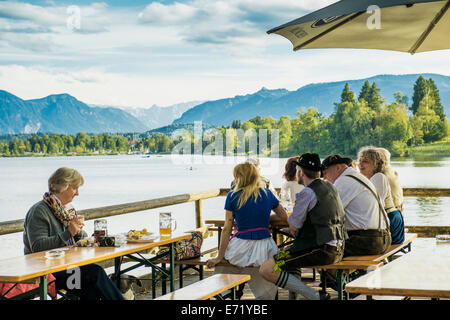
[23,167,124,300]
[207,162,288,299]
[358,147,405,244]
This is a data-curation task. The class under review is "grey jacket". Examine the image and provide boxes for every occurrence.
[23,200,86,254]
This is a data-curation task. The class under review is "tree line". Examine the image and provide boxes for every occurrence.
[227,75,448,157]
[1,76,447,158]
[0,132,174,156]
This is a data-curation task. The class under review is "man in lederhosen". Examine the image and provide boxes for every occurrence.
[259,153,347,300]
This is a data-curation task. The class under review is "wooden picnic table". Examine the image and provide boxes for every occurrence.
[345,250,450,299]
[0,233,191,300]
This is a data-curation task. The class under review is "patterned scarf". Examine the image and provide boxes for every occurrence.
[43,192,76,245]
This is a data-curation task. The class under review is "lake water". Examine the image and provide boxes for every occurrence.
[0,154,449,259]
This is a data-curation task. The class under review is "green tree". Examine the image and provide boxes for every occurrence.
[412,92,447,143]
[367,82,384,113]
[358,80,371,103]
[277,116,292,155]
[330,97,375,155]
[374,97,411,156]
[340,83,356,104]
[427,78,445,119]
[290,107,330,155]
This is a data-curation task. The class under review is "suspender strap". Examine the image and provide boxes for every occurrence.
[344,175,390,232]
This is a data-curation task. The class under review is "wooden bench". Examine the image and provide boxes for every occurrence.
[153,273,251,300]
[310,233,418,300]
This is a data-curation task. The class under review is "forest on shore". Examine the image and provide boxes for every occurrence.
[1,76,448,158]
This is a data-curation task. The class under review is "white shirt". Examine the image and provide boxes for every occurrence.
[281,179,304,203]
[334,167,387,231]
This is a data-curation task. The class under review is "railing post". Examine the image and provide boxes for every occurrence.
[195,199,203,228]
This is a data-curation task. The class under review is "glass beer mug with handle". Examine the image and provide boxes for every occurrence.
[280,186,293,216]
[159,212,177,236]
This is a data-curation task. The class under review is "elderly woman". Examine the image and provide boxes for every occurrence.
[23,167,124,300]
[377,147,404,215]
[357,147,405,244]
[207,162,288,299]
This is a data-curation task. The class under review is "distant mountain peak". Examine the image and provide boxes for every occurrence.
[0,90,148,134]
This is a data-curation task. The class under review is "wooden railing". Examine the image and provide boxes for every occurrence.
[0,187,449,237]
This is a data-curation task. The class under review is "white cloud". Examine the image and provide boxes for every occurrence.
[0,0,448,109]
[137,0,338,45]
[138,2,199,24]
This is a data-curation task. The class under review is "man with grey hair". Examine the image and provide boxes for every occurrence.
[321,155,391,257]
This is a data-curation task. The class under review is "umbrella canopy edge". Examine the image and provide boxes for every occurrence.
[267,0,446,34]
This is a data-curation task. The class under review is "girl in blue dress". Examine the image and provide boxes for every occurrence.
[207,162,288,299]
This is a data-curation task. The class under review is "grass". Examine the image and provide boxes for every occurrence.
[408,140,450,158]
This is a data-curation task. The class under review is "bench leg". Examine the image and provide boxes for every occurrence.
[288,291,296,300]
[320,270,327,293]
[161,263,167,295]
[179,265,184,288]
[152,267,156,299]
[231,287,237,300]
[336,270,349,300]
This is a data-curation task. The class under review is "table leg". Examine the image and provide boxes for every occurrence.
[39,275,47,300]
[114,257,122,291]
[170,242,175,292]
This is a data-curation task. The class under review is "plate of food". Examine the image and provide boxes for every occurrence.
[125,229,156,243]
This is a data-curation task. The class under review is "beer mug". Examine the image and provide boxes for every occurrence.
[94,219,108,243]
[159,212,177,236]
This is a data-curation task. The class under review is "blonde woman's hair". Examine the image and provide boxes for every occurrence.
[233,162,262,209]
[48,167,84,194]
[357,146,386,174]
[377,147,391,165]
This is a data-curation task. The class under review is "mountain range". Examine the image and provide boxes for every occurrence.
[173,74,450,126]
[0,91,149,135]
[115,101,203,130]
[1,73,449,135]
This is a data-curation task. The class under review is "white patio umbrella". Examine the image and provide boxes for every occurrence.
[267,0,449,54]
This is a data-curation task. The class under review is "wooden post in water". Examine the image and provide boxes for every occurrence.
[195,199,203,228]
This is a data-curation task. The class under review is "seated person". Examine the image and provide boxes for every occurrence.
[280,156,305,205]
[207,162,288,300]
[259,153,347,300]
[231,158,277,195]
[321,155,391,257]
[23,167,124,300]
[357,146,405,244]
[378,147,404,215]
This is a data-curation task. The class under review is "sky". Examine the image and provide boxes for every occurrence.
[0,0,449,108]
